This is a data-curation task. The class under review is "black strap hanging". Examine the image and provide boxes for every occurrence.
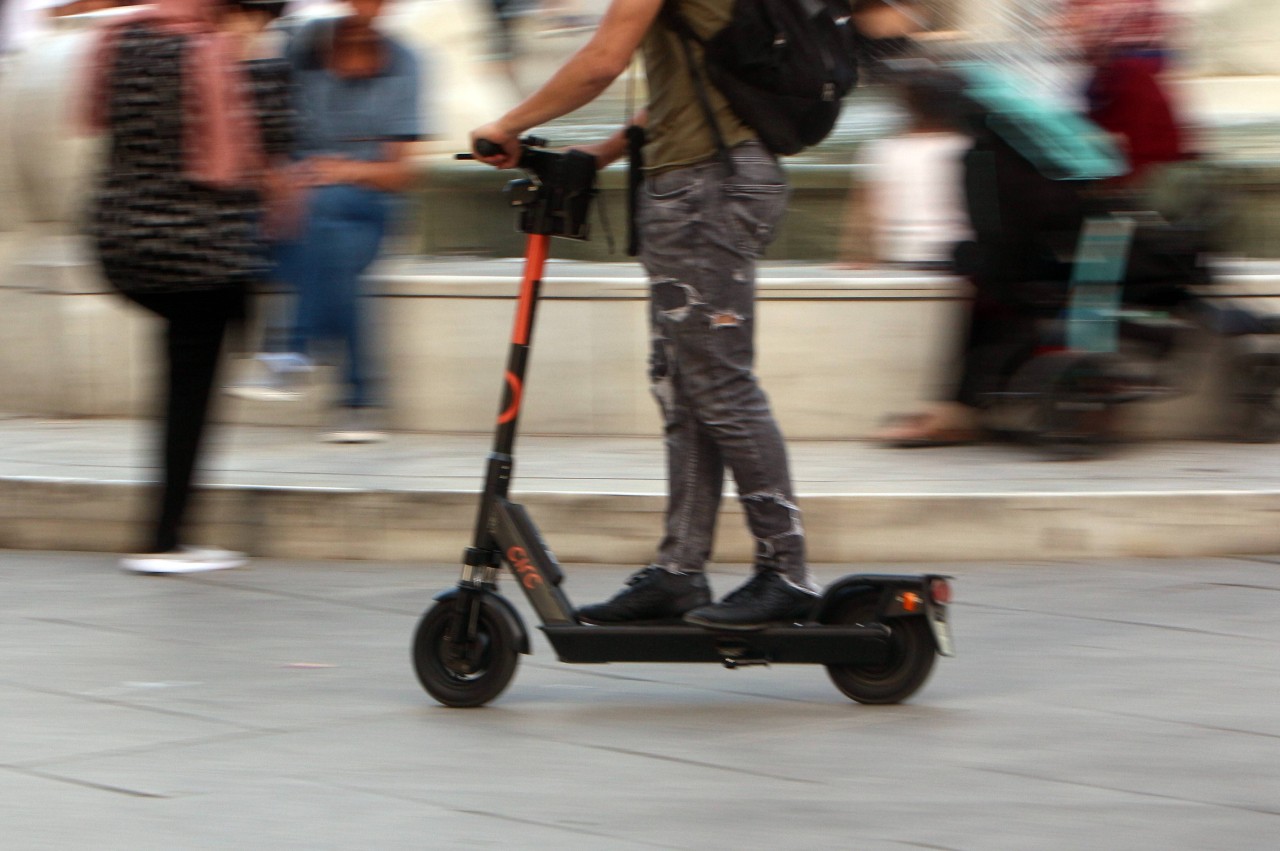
[624,53,645,256]
[662,3,734,174]
[625,123,645,256]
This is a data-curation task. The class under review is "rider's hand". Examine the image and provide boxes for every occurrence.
[566,141,612,171]
[469,124,522,169]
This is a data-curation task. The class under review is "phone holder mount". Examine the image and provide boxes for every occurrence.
[473,136,597,241]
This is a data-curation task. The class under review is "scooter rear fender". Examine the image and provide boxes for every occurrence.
[433,587,532,655]
[816,573,955,657]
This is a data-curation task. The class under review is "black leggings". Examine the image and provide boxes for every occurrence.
[952,296,1040,409]
[126,288,243,553]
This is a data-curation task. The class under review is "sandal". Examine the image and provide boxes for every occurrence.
[872,407,983,448]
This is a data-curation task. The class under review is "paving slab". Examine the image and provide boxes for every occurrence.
[4,550,1280,850]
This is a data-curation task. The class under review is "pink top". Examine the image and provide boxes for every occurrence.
[80,0,264,187]
[1061,0,1168,54]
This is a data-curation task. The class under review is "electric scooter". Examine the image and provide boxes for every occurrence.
[412,138,955,707]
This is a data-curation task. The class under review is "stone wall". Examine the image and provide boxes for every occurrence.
[1187,0,1280,76]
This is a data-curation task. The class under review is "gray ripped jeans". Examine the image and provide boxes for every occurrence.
[638,141,809,586]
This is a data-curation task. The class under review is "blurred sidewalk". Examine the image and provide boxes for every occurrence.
[2,414,1280,564]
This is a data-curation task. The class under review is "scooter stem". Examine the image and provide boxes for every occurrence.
[493,233,550,455]
[466,233,552,561]
[512,234,550,348]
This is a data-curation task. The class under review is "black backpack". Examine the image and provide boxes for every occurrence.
[666,0,860,156]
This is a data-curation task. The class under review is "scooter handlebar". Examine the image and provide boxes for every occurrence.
[454,136,550,164]
[453,136,596,239]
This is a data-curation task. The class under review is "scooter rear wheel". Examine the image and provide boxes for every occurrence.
[413,598,518,707]
[825,596,936,705]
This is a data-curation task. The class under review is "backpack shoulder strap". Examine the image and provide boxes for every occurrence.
[661,2,734,173]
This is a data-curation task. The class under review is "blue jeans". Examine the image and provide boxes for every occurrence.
[638,141,809,585]
[274,184,390,408]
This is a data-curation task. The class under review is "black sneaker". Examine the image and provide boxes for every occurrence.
[683,571,819,631]
[576,566,711,625]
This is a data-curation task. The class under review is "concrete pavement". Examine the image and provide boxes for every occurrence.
[3,550,1280,849]
[4,414,1280,563]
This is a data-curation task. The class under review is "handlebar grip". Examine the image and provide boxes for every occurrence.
[456,135,548,164]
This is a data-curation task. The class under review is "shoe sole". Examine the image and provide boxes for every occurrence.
[575,615,691,626]
[321,432,388,444]
[224,386,302,402]
[681,613,804,631]
[120,559,247,575]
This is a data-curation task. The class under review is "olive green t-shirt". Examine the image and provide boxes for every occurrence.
[642,0,757,173]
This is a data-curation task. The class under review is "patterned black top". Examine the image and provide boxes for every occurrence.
[90,25,294,295]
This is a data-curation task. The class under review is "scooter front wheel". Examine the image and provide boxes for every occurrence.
[413,598,519,707]
[825,596,936,705]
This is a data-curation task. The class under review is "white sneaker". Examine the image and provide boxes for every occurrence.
[119,546,248,575]
[322,408,387,444]
[225,353,313,402]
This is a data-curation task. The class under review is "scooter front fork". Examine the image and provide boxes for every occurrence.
[446,553,502,673]
[459,544,503,588]
[441,586,478,674]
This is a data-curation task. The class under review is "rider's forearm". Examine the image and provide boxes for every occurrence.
[495,45,633,137]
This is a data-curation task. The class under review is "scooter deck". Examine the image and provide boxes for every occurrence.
[542,622,892,666]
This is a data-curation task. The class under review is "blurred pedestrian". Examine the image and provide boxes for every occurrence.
[839,70,973,270]
[230,0,424,444]
[871,64,1114,448]
[0,0,22,53]
[82,0,293,573]
[1065,0,1190,187]
[851,0,928,83]
[1061,0,1167,65]
[864,69,990,447]
[484,0,529,92]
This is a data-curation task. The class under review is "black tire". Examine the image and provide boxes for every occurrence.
[825,595,936,705]
[413,598,519,708]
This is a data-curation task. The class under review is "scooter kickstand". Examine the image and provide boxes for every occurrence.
[723,658,770,670]
[721,652,770,670]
